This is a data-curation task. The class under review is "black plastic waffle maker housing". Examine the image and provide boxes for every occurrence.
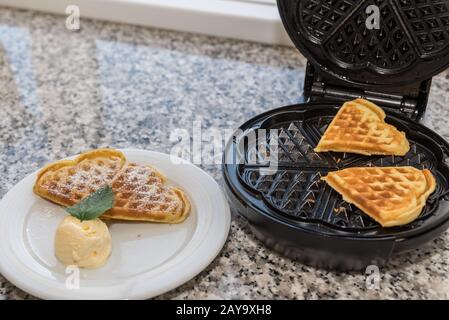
[223,0,449,270]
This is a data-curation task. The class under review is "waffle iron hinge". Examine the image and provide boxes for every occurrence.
[303,63,431,121]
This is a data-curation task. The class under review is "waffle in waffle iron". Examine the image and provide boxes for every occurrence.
[315,99,434,227]
[322,166,436,227]
[34,149,190,223]
[315,99,410,156]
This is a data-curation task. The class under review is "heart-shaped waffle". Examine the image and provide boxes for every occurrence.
[102,164,190,223]
[315,99,410,156]
[34,149,126,207]
[322,167,436,227]
[34,149,190,223]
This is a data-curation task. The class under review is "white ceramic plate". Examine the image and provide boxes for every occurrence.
[0,149,230,299]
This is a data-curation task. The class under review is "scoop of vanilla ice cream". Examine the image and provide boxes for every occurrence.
[55,216,112,268]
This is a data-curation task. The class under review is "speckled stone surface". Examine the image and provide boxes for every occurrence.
[1,7,449,300]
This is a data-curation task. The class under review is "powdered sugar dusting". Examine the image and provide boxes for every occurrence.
[41,156,123,201]
[112,164,182,213]
[40,158,184,215]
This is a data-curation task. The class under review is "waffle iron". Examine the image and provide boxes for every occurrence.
[223,0,449,270]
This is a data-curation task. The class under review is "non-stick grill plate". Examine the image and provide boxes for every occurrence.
[224,103,449,241]
[278,0,449,87]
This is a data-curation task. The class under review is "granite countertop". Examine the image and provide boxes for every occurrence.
[1,7,449,300]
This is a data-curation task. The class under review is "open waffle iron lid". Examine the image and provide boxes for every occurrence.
[223,0,449,270]
[277,0,449,119]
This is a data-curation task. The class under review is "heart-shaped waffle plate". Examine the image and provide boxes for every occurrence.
[278,0,449,87]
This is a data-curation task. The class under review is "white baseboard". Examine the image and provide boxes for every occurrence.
[0,0,293,46]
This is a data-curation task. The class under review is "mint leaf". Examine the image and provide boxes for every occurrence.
[66,186,114,221]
